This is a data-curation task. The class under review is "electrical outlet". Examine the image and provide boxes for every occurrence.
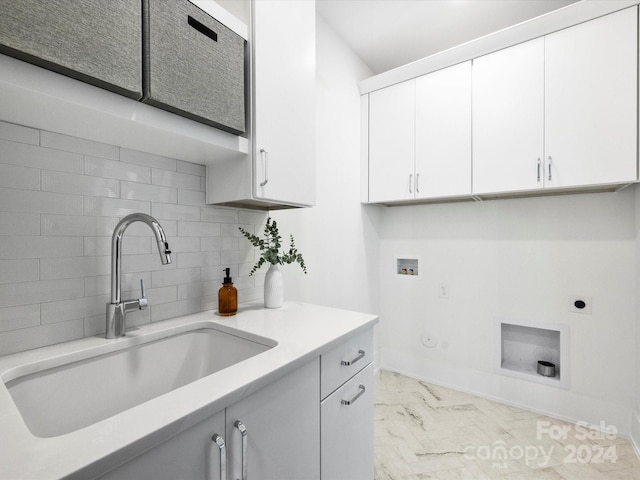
[438,283,449,299]
[568,295,592,314]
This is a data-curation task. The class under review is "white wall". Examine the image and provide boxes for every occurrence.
[272,16,379,316]
[378,189,637,435]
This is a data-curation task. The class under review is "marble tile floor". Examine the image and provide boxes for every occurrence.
[374,370,640,480]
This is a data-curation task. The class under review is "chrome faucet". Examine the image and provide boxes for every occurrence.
[106,213,172,339]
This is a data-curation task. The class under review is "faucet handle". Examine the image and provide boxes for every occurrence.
[138,278,148,309]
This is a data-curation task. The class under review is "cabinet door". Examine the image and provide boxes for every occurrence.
[321,363,374,480]
[97,410,226,480]
[252,0,316,206]
[226,358,320,480]
[472,38,545,195]
[415,62,471,199]
[545,7,637,188]
[368,79,416,203]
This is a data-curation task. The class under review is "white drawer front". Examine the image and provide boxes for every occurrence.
[321,327,373,399]
[321,363,374,480]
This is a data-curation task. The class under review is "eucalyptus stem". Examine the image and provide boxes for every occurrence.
[239,218,307,276]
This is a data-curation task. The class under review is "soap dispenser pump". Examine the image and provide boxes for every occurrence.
[218,268,238,316]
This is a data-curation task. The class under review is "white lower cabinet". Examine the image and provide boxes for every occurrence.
[95,327,376,480]
[97,358,320,480]
[225,358,320,480]
[321,364,374,480]
[320,328,374,480]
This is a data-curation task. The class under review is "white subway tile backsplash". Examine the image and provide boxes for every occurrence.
[202,237,224,251]
[41,295,109,324]
[42,170,119,197]
[221,250,255,266]
[85,236,150,257]
[0,124,267,355]
[152,169,200,191]
[0,213,40,235]
[42,215,119,236]
[221,222,244,237]
[151,297,200,322]
[0,164,40,190]
[40,256,110,280]
[121,181,177,204]
[121,148,177,171]
[177,189,205,206]
[0,278,84,308]
[0,188,83,215]
[85,156,151,183]
[0,319,84,356]
[84,196,150,217]
[0,236,83,259]
[0,259,39,283]
[0,139,83,173]
[167,237,201,253]
[177,160,206,177]
[0,121,39,145]
[152,203,200,221]
[177,251,221,269]
[178,221,220,237]
[152,267,201,288]
[201,207,240,224]
[178,282,205,300]
[41,131,119,160]
[0,304,40,333]
[121,253,178,273]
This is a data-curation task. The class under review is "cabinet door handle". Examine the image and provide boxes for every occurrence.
[537,158,541,182]
[259,149,269,187]
[211,434,226,480]
[234,420,248,480]
[548,156,552,181]
[341,349,365,366]
[415,173,420,194]
[409,174,413,193]
[341,384,366,405]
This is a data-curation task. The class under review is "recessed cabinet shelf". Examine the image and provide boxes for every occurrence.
[494,319,569,389]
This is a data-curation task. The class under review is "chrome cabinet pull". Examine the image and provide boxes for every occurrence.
[536,158,541,182]
[415,173,420,194]
[211,434,226,480]
[259,149,268,187]
[341,349,365,366]
[409,174,413,194]
[341,385,366,405]
[235,420,248,480]
[548,156,552,181]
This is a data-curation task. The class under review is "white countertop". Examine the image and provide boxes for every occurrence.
[0,301,378,480]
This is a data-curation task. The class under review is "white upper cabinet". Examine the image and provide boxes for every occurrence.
[206,0,315,209]
[473,7,637,196]
[251,0,316,207]
[368,62,472,203]
[544,7,637,189]
[472,39,545,195]
[368,79,415,203]
[415,61,471,199]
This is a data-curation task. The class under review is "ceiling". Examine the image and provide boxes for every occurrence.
[316,0,579,74]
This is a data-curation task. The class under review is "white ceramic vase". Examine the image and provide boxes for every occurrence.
[264,264,284,308]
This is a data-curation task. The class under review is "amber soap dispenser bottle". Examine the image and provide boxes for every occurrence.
[218,268,237,316]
